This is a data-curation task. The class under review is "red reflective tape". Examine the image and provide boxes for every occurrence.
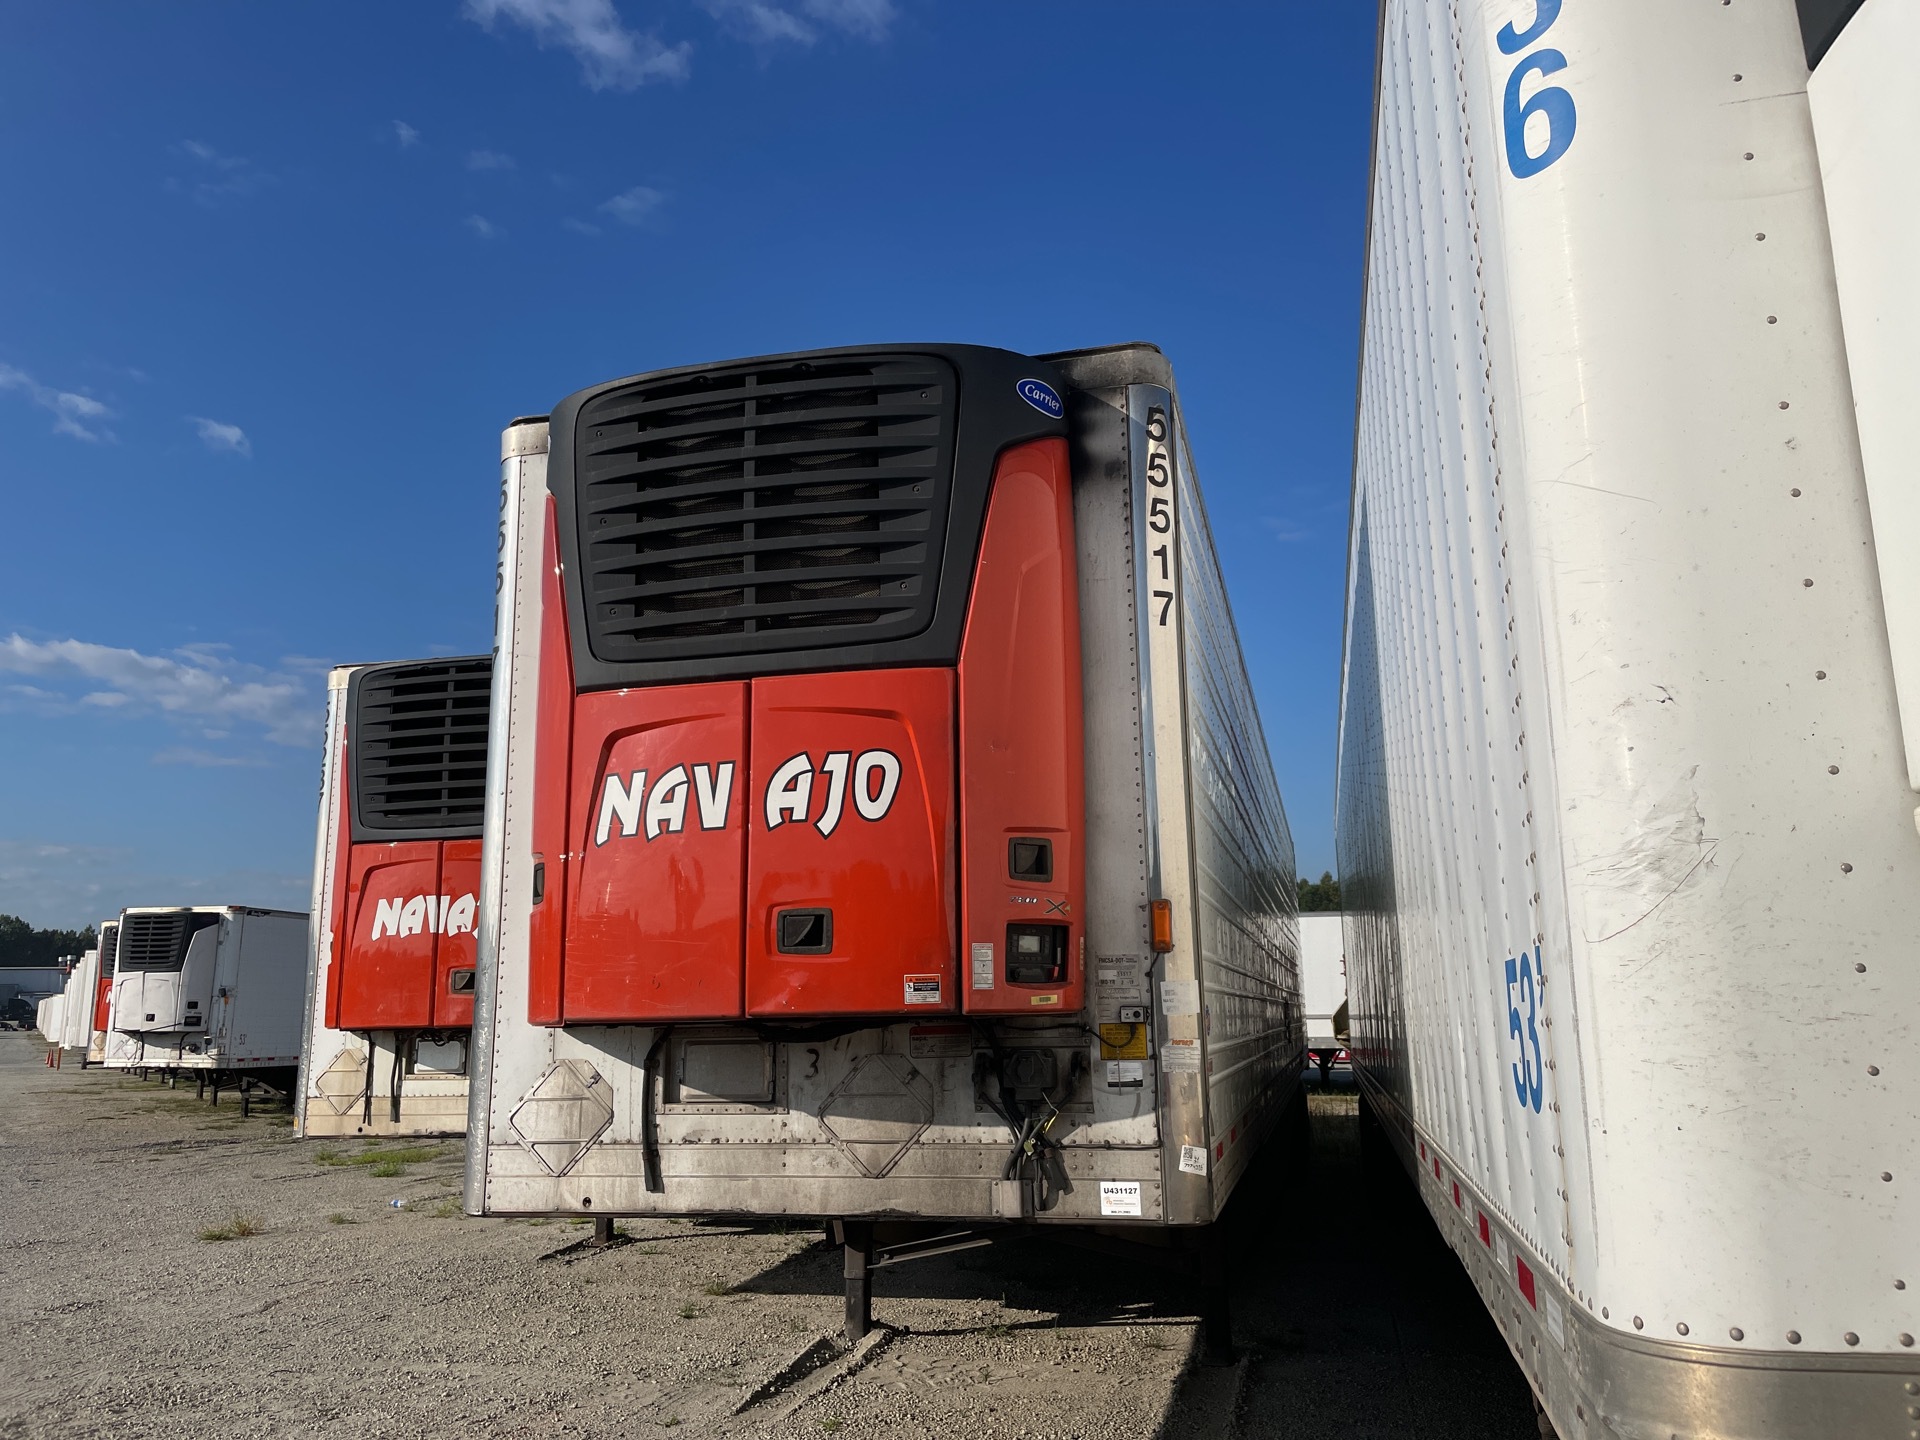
[1516,1257,1537,1308]
[1419,1141,1427,1160]
[1230,1125,1238,1143]
[1432,1156,1441,1179]
[1478,1212,1491,1247]
[1215,1141,1225,1159]
[1452,1181,1461,1208]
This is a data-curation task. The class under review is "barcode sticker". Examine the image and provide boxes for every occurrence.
[1098,1181,1143,1218]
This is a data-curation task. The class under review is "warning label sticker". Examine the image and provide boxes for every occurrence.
[904,975,942,1006]
[969,943,995,990]
[1097,1023,1149,1061]
[1178,1144,1208,1176]
[1105,1060,1145,1087]
[1161,1037,1201,1073]
[1098,1180,1143,1218]
[907,1025,971,1059]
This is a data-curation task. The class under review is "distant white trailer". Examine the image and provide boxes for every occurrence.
[59,949,98,1051]
[83,920,119,1066]
[1338,0,1919,1433]
[35,993,64,1043]
[105,907,308,1076]
[1297,915,1345,1078]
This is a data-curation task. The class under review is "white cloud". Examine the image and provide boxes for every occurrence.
[599,184,665,226]
[703,0,894,44]
[468,149,517,171]
[188,416,251,456]
[170,139,270,204]
[466,213,502,239]
[464,0,692,90]
[394,120,422,147]
[0,839,308,931]
[152,747,268,769]
[563,217,604,236]
[0,363,114,442]
[0,634,320,747]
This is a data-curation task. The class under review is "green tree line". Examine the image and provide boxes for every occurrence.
[0,915,97,968]
[1296,872,1341,912]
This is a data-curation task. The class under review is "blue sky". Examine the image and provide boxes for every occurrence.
[0,1,1374,928]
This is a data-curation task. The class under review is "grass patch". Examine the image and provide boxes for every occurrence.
[677,1301,702,1320]
[431,1201,461,1219]
[315,1143,444,1177]
[700,1280,734,1297]
[819,1420,844,1433]
[198,1213,265,1242]
[326,1213,356,1225]
[634,1246,664,1256]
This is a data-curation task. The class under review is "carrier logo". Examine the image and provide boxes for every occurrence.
[1016,378,1063,419]
[591,751,902,846]
[371,893,477,941]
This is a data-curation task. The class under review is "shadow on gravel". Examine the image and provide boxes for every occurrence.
[1157,1089,1542,1440]
[734,1223,1209,1334]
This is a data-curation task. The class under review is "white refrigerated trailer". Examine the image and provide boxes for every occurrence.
[298,656,491,1138]
[83,919,118,1066]
[104,907,308,1087]
[1297,915,1346,1082]
[470,342,1301,1339]
[59,949,98,1052]
[1338,1,1920,1434]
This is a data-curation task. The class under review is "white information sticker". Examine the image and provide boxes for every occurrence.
[1161,1037,1201,1073]
[970,943,995,990]
[1105,1060,1145,1087]
[1178,1144,1208,1176]
[1160,979,1199,1016]
[904,976,942,1006]
[1543,1293,1566,1348]
[1098,1180,1143,1218]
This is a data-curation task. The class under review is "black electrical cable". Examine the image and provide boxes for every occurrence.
[390,1038,405,1125]
[640,1025,673,1194]
[361,1036,375,1127]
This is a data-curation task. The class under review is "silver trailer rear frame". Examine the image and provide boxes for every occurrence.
[467,344,1301,1333]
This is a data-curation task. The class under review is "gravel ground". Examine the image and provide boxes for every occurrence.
[1,1031,1540,1438]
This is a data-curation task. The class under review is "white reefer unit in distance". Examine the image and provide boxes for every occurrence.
[105,907,307,1074]
[470,343,1300,1331]
[84,919,118,1066]
[59,949,98,1052]
[298,655,491,1137]
[1338,0,1920,1434]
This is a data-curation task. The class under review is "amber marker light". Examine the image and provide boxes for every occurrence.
[1149,899,1175,954]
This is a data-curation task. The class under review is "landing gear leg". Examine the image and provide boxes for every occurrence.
[593,1216,614,1245]
[1200,1225,1235,1364]
[840,1220,873,1342]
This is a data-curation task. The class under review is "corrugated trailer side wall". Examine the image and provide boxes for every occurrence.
[1172,416,1300,1199]
[297,674,351,1134]
[1344,0,1581,1293]
[1343,0,1920,1430]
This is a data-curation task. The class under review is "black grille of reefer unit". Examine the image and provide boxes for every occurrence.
[352,658,492,837]
[117,912,219,973]
[99,922,118,977]
[574,355,958,664]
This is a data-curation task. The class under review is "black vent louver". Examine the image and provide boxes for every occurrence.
[99,922,119,978]
[574,355,959,665]
[351,658,492,839]
[117,911,219,973]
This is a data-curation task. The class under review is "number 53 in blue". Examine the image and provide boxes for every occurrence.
[1505,946,1546,1113]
